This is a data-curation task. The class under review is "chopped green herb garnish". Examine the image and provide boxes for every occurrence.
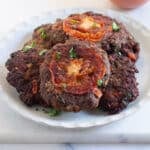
[39,28,47,39]
[112,22,120,32]
[30,41,36,47]
[48,108,61,117]
[56,51,61,60]
[39,49,48,56]
[71,19,79,24]
[69,47,77,58]
[97,79,103,87]
[22,41,35,52]
[22,45,32,52]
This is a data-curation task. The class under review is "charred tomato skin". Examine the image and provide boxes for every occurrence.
[63,12,112,42]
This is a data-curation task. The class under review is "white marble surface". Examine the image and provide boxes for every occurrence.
[0,144,150,150]
[0,0,150,148]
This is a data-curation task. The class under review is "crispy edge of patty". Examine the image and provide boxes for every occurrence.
[99,54,139,114]
[5,49,46,106]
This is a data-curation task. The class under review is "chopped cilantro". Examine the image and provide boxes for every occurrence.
[39,28,47,39]
[22,41,35,52]
[30,41,36,47]
[55,51,61,60]
[69,47,77,58]
[48,108,61,117]
[39,49,48,56]
[112,22,120,32]
[97,79,103,87]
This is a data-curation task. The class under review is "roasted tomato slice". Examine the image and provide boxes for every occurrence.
[49,41,109,95]
[63,14,112,42]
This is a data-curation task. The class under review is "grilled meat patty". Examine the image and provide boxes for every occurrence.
[5,49,45,106]
[63,11,139,113]
[32,19,69,50]
[5,20,69,106]
[63,11,139,62]
[40,40,110,112]
[100,54,139,114]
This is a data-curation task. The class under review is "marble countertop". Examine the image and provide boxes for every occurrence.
[0,0,150,148]
[0,144,150,150]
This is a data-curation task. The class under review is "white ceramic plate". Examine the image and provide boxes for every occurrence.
[0,9,150,128]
